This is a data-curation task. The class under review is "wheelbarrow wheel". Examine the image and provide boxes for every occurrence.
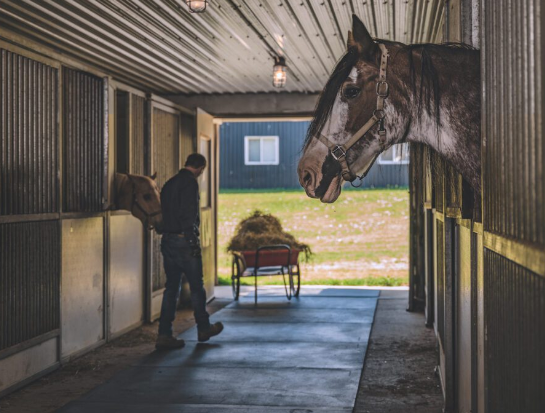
[231,255,241,300]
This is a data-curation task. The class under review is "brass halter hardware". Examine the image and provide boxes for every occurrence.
[316,43,390,183]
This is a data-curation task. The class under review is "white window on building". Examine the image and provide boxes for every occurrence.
[244,136,279,165]
[378,143,410,164]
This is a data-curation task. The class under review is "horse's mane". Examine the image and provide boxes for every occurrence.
[305,41,476,145]
[400,42,476,130]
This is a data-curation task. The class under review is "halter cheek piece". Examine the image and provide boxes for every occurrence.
[127,174,162,228]
[316,43,390,184]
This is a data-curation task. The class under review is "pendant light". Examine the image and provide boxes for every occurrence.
[186,0,208,13]
[273,56,287,88]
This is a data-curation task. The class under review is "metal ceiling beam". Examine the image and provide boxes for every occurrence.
[167,92,320,118]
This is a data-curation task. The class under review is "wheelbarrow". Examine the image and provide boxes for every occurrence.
[231,244,301,304]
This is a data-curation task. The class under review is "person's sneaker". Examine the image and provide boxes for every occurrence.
[197,322,224,342]
[155,335,185,350]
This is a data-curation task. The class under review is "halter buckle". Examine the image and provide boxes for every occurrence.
[376,81,389,97]
[331,145,346,160]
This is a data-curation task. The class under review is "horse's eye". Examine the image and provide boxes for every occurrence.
[143,194,152,201]
[343,86,361,99]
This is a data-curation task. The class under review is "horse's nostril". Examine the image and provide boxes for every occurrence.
[303,170,315,188]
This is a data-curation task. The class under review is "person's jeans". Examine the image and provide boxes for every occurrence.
[158,233,211,336]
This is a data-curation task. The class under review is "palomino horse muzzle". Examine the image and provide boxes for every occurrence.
[315,43,390,186]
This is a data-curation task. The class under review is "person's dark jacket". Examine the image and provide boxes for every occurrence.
[160,169,200,238]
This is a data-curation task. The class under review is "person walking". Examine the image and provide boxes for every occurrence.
[156,153,223,350]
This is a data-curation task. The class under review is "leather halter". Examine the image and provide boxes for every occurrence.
[316,43,390,183]
[126,174,162,227]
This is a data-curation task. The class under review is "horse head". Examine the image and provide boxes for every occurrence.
[114,172,163,231]
[299,15,481,202]
[298,15,406,203]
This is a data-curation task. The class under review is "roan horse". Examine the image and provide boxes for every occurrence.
[114,172,163,231]
[298,15,480,203]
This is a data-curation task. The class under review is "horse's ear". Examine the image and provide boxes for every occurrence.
[347,30,355,49]
[150,172,157,180]
[351,14,379,61]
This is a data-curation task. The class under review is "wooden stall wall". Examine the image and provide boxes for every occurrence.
[410,2,483,412]
[408,143,426,312]
[482,0,544,411]
[0,47,62,396]
[438,2,483,412]
[0,38,199,395]
[413,0,544,412]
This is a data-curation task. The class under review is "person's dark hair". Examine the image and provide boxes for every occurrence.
[185,153,207,168]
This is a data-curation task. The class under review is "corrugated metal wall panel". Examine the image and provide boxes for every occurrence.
[484,250,545,412]
[131,94,145,175]
[0,49,58,215]
[0,221,60,351]
[152,108,179,291]
[219,121,307,190]
[481,1,544,410]
[63,68,104,212]
[219,121,408,190]
[483,0,543,245]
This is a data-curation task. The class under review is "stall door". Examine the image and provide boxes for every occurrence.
[149,104,180,320]
[197,108,216,301]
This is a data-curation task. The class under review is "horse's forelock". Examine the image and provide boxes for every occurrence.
[305,47,360,147]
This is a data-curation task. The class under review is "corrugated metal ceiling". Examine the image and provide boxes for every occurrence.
[0,0,444,94]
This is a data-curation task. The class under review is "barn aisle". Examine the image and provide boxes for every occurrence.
[57,286,378,412]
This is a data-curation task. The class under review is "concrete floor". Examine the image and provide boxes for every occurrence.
[57,286,379,413]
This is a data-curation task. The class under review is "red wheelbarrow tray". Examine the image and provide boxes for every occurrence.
[239,248,301,268]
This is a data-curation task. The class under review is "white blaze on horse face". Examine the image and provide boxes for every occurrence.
[348,67,359,83]
[321,91,349,142]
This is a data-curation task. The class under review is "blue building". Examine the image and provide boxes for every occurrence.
[219,121,409,190]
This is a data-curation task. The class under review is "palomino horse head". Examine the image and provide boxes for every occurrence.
[299,15,481,202]
[114,172,163,231]
[298,15,400,203]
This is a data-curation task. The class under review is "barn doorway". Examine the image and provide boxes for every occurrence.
[216,119,411,290]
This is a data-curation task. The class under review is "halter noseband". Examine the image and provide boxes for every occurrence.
[316,43,390,184]
[126,174,162,228]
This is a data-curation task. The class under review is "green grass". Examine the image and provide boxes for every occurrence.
[218,188,409,286]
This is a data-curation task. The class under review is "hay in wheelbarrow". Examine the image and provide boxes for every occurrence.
[227,210,312,261]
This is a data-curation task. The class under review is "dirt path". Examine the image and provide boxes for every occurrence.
[354,290,444,413]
